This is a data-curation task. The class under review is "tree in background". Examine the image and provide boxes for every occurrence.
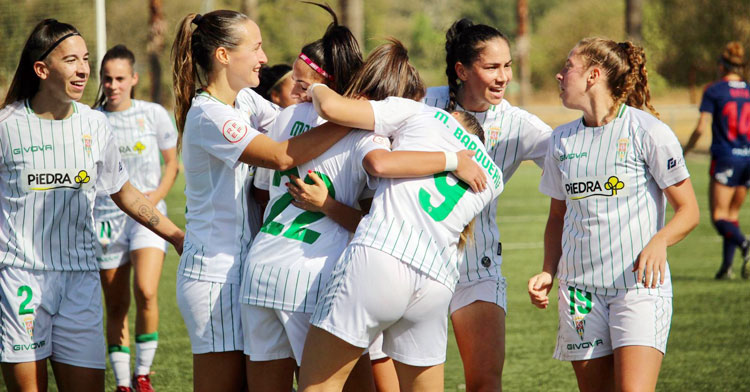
[625,0,643,43]
[148,0,167,104]
[517,0,531,105]
[340,0,364,47]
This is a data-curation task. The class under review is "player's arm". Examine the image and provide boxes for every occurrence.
[528,197,566,309]
[683,112,711,154]
[634,178,699,288]
[239,122,350,171]
[110,181,184,254]
[286,171,363,233]
[309,83,375,130]
[363,150,486,193]
[144,147,179,205]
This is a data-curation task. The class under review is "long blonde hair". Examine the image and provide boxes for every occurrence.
[576,37,658,119]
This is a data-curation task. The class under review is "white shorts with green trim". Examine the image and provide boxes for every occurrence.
[95,202,168,270]
[176,275,243,354]
[0,266,105,368]
[554,284,672,361]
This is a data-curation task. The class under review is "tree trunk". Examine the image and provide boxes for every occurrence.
[240,0,259,20]
[516,0,530,106]
[147,0,166,104]
[340,0,364,48]
[626,0,643,43]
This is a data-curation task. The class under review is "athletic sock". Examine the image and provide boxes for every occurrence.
[108,345,131,387]
[714,219,746,247]
[722,237,737,271]
[135,332,159,376]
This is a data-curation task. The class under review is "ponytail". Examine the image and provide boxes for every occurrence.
[576,37,658,118]
[171,10,249,150]
[3,19,80,109]
[720,41,746,77]
[299,2,363,94]
[444,18,509,111]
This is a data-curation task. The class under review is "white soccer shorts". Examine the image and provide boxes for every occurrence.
[449,276,508,315]
[176,275,243,354]
[241,304,311,365]
[96,202,168,270]
[0,266,105,368]
[553,284,672,361]
[311,244,453,367]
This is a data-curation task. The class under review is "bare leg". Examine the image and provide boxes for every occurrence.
[1,360,48,392]
[343,354,376,392]
[51,361,104,392]
[392,361,444,392]
[193,351,246,392]
[298,326,364,392]
[100,265,131,348]
[131,247,165,336]
[245,357,296,392]
[371,357,399,392]
[614,346,663,392]
[571,355,615,392]
[451,301,506,391]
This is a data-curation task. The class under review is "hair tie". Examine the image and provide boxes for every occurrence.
[617,42,629,51]
[192,14,203,26]
[269,70,293,92]
[298,53,334,81]
[37,32,81,61]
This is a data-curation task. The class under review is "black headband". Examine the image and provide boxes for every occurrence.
[720,56,745,68]
[192,14,203,26]
[37,32,80,61]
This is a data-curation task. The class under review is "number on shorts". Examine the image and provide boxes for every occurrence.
[568,287,592,315]
[722,101,750,141]
[418,172,469,222]
[261,170,336,244]
[17,285,33,315]
[99,221,112,240]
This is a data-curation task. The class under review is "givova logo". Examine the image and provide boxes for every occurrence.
[564,175,629,200]
[21,168,94,192]
[13,340,46,352]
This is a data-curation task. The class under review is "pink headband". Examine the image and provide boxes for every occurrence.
[299,53,334,81]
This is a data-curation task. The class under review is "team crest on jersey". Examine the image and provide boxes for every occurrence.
[222,120,248,143]
[616,138,629,162]
[486,124,501,150]
[22,315,34,338]
[21,168,94,192]
[137,117,145,132]
[565,175,629,200]
[573,315,585,340]
[82,134,92,155]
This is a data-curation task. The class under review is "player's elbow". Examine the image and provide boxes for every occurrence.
[363,154,389,177]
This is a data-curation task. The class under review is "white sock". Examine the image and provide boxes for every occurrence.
[108,348,131,387]
[135,337,158,376]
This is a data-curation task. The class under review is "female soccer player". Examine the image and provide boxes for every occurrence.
[417,18,553,391]
[297,39,503,392]
[92,44,179,392]
[528,38,699,392]
[171,10,354,391]
[683,41,750,280]
[0,19,183,392]
[254,64,298,108]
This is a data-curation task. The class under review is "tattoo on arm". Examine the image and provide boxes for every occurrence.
[136,202,160,227]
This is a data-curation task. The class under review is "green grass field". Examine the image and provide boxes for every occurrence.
[3,155,749,391]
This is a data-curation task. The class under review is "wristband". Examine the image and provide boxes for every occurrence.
[444,151,458,172]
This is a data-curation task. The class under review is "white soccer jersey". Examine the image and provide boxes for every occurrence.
[423,86,552,282]
[93,100,177,221]
[539,104,689,296]
[179,92,262,284]
[0,100,128,271]
[347,97,504,290]
[241,103,387,312]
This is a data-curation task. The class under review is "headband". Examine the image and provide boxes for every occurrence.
[37,32,81,61]
[720,56,746,68]
[192,14,203,26]
[269,70,293,92]
[298,53,333,81]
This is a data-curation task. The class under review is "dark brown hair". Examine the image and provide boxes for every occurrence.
[2,19,80,108]
[94,44,136,108]
[720,41,746,77]
[344,38,425,101]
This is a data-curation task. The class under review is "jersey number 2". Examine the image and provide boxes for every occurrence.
[419,172,469,222]
[17,285,34,315]
[260,168,335,244]
[723,101,750,141]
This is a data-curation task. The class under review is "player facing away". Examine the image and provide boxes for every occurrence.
[406,18,551,392]
[171,10,352,391]
[0,19,183,392]
[683,41,750,280]
[297,39,502,392]
[92,44,179,392]
[528,38,699,392]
